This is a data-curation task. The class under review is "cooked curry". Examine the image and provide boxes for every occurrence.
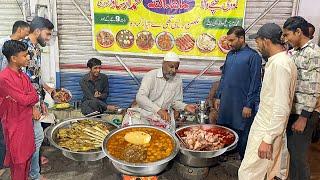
[107,127,174,163]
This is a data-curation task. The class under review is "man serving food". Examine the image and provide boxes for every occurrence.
[135,52,197,129]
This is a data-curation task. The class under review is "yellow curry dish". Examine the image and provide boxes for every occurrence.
[106,127,174,163]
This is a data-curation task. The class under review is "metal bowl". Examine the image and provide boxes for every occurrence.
[45,117,118,161]
[175,152,218,167]
[102,125,180,176]
[51,88,72,103]
[176,124,239,158]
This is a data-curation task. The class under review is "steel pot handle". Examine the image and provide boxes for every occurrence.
[44,125,54,138]
[227,142,237,152]
[211,147,228,158]
[52,112,100,125]
[84,111,101,117]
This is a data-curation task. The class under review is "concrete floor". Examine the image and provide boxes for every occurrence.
[0,145,239,180]
[309,142,320,180]
[0,142,319,180]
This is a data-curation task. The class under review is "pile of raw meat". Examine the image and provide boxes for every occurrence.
[181,126,231,151]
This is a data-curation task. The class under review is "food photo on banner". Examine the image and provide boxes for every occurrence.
[91,0,246,60]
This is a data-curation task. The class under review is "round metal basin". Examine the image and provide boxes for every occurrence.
[102,125,179,176]
[176,124,239,159]
[46,117,117,161]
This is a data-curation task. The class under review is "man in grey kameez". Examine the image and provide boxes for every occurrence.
[79,58,117,115]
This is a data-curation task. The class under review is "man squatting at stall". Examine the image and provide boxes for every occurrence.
[282,16,320,180]
[80,58,117,115]
[214,26,262,160]
[238,23,297,180]
[0,20,30,169]
[136,52,197,125]
[0,40,39,180]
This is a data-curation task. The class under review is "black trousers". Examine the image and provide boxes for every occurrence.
[286,113,319,180]
[234,120,253,160]
[221,118,253,160]
[81,99,106,115]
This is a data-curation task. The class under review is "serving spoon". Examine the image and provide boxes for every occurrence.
[175,132,188,148]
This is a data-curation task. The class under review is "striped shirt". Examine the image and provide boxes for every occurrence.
[290,40,320,117]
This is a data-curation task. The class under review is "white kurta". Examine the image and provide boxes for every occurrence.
[136,68,186,129]
[238,51,297,180]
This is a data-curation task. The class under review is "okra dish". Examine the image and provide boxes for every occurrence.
[106,127,174,163]
[55,120,112,152]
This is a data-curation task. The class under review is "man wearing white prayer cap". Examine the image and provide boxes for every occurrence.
[136,52,197,127]
[163,51,180,62]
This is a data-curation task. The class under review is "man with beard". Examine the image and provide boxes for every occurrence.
[79,58,118,115]
[238,23,297,180]
[282,16,320,180]
[214,26,262,160]
[22,16,54,180]
[136,52,196,130]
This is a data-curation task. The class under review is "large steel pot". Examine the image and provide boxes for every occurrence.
[176,124,238,159]
[45,117,118,161]
[175,152,218,167]
[102,125,179,176]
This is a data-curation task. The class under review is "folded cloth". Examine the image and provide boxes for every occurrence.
[39,113,55,124]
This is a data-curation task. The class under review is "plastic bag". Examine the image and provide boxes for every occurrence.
[122,108,148,127]
[146,110,175,133]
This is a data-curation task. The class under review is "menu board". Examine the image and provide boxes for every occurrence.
[91,0,246,60]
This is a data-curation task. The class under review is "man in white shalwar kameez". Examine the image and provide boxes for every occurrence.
[238,23,297,180]
[135,52,197,131]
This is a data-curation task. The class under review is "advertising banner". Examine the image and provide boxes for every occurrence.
[91,0,246,59]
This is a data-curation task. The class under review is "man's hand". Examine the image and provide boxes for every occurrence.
[214,99,220,110]
[33,107,42,120]
[185,104,197,114]
[292,116,308,133]
[242,107,252,118]
[157,109,170,122]
[258,140,273,160]
[43,83,55,95]
[209,107,218,124]
[41,102,48,115]
[94,91,101,98]
[205,98,213,108]
[106,105,118,112]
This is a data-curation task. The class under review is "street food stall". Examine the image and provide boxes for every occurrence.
[8,0,295,179]
[44,79,239,179]
[45,96,238,179]
[0,0,302,179]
